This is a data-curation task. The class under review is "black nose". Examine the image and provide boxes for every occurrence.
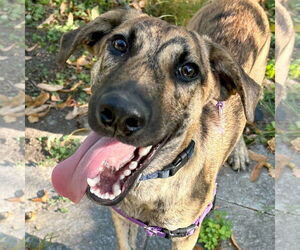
[98,93,147,136]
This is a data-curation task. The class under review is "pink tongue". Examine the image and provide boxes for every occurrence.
[51,132,136,203]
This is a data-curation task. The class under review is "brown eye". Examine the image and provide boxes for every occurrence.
[112,38,128,53]
[177,63,199,81]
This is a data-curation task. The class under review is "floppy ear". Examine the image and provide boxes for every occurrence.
[206,39,262,122]
[57,8,144,67]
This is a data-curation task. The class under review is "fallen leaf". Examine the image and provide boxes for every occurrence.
[272,154,291,179]
[14,20,25,29]
[230,234,242,250]
[193,245,205,250]
[15,82,25,89]
[83,87,91,95]
[67,12,73,26]
[293,168,300,178]
[0,94,10,106]
[59,81,83,93]
[5,196,25,203]
[25,43,38,52]
[0,56,8,61]
[60,1,68,15]
[28,115,39,123]
[249,150,268,182]
[37,83,64,92]
[267,137,275,153]
[25,104,49,115]
[55,96,76,109]
[9,91,25,106]
[291,137,300,152]
[65,106,78,120]
[37,13,56,28]
[0,43,15,52]
[25,211,36,222]
[29,110,50,118]
[90,6,100,20]
[3,115,17,123]
[31,190,49,203]
[25,56,32,60]
[51,94,61,102]
[0,105,24,116]
[26,92,50,108]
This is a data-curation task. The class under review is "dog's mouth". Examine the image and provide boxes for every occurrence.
[51,132,169,205]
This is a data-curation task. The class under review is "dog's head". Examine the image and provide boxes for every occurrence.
[54,8,261,205]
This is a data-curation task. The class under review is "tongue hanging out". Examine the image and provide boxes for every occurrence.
[51,132,152,203]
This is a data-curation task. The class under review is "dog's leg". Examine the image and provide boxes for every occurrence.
[172,227,200,250]
[111,210,138,250]
[226,136,250,171]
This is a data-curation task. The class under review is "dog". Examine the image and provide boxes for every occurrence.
[275,0,295,107]
[52,0,270,249]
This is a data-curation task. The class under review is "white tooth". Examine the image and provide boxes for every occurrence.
[87,176,100,187]
[129,161,138,170]
[120,174,125,180]
[113,183,121,196]
[124,169,131,176]
[139,146,152,157]
[109,194,115,200]
[95,189,101,198]
[90,187,97,195]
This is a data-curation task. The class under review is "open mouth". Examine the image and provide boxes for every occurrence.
[51,131,169,206]
[86,141,166,205]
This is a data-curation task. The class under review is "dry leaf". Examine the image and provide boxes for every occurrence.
[0,56,8,61]
[15,82,25,89]
[291,138,300,152]
[230,234,242,250]
[0,43,15,52]
[3,115,17,123]
[29,110,50,118]
[37,83,64,92]
[5,196,25,203]
[26,92,50,108]
[0,94,10,106]
[293,168,300,178]
[67,12,74,26]
[60,1,68,15]
[59,81,83,93]
[37,13,56,28]
[25,211,36,222]
[249,150,268,182]
[267,137,275,153]
[83,87,91,95]
[31,190,49,203]
[25,56,32,60]
[55,96,75,109]
[272,154,291,179]
[26,43,38,52]
[28,115,39,123]
[25,104,49,115]
[193,245,205,250]
[65,106,78,120]
[0,105,24,116]
[51,94,61,102]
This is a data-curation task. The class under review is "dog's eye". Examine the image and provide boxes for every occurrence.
[112,37,128,53]
[177,63,199,81]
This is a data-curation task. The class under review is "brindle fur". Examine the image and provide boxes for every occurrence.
[58,1,270,249]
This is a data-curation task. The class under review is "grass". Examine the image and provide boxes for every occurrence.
[198,211,232,250]
[38,136,80,161]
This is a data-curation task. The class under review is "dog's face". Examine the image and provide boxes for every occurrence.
[56,8,260,205]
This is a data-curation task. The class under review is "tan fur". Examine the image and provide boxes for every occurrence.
[58,1,270,249]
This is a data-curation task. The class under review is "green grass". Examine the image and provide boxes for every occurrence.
[198,211,232,250]
[38,136,80,161]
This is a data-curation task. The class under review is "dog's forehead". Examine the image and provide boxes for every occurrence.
[119,16,197,48]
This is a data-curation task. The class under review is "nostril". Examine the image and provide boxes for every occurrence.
[100,108,114,127]
[124,117,143,134]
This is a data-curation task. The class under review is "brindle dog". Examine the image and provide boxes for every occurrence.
[57,0,270,249]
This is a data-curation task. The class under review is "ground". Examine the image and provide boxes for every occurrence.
[2,0,300,249]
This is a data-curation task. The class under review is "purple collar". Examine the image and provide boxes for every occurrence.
[112,185,217,238]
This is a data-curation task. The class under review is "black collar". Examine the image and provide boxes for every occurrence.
[138,140,195,182]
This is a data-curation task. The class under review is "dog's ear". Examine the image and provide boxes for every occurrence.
[57,8,144,67]
[206,39,262,122]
